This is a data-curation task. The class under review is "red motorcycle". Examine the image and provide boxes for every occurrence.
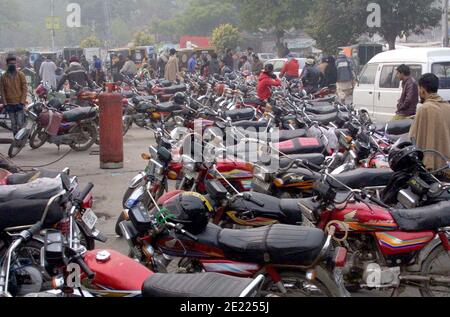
[294,147,450,296]
[119,191,350,297]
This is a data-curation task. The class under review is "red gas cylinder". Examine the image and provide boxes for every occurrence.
[99,93,124,169]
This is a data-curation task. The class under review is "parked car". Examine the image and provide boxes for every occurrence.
[257,53,276,63]
[264,58,306,78]
[353,48,450,121]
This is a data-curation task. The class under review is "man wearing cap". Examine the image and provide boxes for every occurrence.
[0,55,28,136]
[300,57,321,94]
[57,56,93,91]
[280,53,300,81]
[336,51,355,103]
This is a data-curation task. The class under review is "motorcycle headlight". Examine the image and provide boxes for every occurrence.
[253,165,272,182]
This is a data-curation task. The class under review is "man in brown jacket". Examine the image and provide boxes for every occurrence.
[164,49,179,82]
[410,73,450,180]
[393,64,419,121]
[0,55,28,136]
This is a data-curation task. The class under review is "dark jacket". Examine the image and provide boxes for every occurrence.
[336,54,354,82]
[301,65,321,88]
[397,77,419,116]
[57,62,93,91]
[223,54,234,69]
[209,58,220,76]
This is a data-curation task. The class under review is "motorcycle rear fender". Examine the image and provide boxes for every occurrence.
[413,231,450,272]
[128,173,146,189]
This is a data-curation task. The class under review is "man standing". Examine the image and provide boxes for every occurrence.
[57,56,93,91]
[39,55,57,89]
[165,49,179,82]
[219,59,232,76]
[393,64,419,120]
[187,53,198,74]
[209,53,220,76]
[252,54,264,76]
[223,49,234,70]
[280,53,300,81]
[336,52,355,103]
[80,55,90,72]
[120,55,138,78]
[0,55,28,136]
[240,56,252,74]
[300,57,321,94]
[410,73,450,180]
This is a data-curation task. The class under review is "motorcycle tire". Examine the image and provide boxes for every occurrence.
[133,117,146,128]
[420,245,450,297]
[8,139,27,158]
[29,128,47,149]
[69,123,96,152]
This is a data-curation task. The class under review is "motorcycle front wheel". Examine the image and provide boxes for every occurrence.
[420,246,450,297]
[29,128,48,149]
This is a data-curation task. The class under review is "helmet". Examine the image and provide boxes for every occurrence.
[162,192,213,234]
[173,92,186,105]
[389,142,424,172]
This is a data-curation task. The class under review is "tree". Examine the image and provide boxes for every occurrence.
[80,35,102,48]
[306,0,367,55]
[133,30,155,46]
[211,24,242,51]
[370,0,441,50]
[231,0,313,56]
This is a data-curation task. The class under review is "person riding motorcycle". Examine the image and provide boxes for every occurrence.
[300,57,321,95]
[57,56,93,92]
[280,53,300,81]
[257,63,281,102]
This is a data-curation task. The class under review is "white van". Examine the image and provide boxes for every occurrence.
[353,48,450,121]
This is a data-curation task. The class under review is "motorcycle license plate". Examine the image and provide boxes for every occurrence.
[82,209,98,230]
[184,170,198,180]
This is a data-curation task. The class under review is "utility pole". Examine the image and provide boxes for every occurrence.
[443,0,449,47]
[51,0,56,51]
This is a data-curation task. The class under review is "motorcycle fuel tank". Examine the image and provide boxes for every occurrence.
[83,249,153,296]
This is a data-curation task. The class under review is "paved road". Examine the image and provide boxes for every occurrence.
[0,126,421,297]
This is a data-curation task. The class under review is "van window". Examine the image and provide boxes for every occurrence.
[358,64,378,85]
[432,62,450,89]
[379,65,422,88]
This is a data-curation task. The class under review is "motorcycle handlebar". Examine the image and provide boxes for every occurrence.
[27,221,43,237]
[73,255,96,280]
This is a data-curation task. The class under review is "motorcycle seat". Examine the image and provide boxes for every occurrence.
[376,119,413,135]
[307,112,350,127]
[142,273,255,298]
[312,96,336,103]
[237,128,307,141]
[135,102,153,113]
[228,192,303,225]
[304,104,337,115]
[278,129,309,141]
[243,98,265,106]
[132,96,156,105]
[0,178,63,203]
[218,224,326,265]
[161,85,186,95]
[159,80,172,87]
[279,153,325,168]
[0,199,64,232]
[63,108,97,123]
[154,102,183,113]
[275,138,325,155]
[7,169,62,185]
[233,120,269,130]
[390,201,450,232]
[331,168,394,189]
[224,108,256,122]
[122,91,136,99]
